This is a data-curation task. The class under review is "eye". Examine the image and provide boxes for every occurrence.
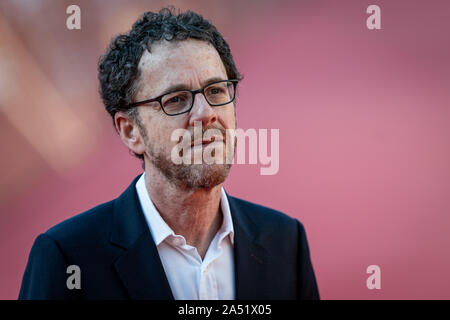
[207,86,226,95]
[164,93,189,105]
[168,96,181,103]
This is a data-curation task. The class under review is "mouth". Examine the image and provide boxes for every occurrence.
[190,135,224,148]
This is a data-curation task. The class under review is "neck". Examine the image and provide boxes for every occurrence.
[144,165,223,259]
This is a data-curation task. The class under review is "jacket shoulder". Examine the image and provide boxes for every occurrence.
[227,195,302,234]
[44,200,115,246]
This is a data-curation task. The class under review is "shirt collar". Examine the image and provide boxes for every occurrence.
[135,173,234,246]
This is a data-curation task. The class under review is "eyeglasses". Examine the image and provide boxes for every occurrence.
[127,79,239,116]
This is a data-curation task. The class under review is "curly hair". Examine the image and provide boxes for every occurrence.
[98,7,242,162]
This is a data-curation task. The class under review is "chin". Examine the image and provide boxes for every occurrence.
[181,163,232,190]
[148,146,232,191]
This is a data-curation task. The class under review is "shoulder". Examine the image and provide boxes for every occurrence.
[43,200,115,248]
[226,195,304,236]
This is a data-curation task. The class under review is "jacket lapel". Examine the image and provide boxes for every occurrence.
[227,195,270,300]
[110,176,174,300]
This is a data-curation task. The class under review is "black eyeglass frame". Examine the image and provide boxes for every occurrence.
[127,79,239,116]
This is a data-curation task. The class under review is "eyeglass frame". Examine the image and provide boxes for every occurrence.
[126,79,239,116]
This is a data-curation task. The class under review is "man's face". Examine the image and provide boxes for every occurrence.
[132,39,236,190]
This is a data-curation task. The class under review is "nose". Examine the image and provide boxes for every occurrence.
[188,92,217,127]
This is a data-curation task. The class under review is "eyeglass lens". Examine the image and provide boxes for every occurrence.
[160,81,235,115]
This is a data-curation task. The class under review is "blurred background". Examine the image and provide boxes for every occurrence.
[0,0,449,299]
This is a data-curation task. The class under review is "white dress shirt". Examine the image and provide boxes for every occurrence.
[135,173,235,300]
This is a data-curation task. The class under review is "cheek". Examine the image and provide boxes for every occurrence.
[148,117,186,148]
[220,107,236,130]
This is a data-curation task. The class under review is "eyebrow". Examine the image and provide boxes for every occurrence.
[158,77,226,96]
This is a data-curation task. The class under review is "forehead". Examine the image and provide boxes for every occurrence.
[136,39,228,96]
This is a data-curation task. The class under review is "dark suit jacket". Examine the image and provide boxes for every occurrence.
[19,176,320,300]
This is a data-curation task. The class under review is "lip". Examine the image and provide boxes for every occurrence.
[190,136,224,147]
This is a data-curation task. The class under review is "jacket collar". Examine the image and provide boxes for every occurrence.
[135,173,235,247]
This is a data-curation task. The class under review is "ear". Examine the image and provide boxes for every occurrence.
[114,111,146,157]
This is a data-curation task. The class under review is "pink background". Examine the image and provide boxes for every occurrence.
[0,0,449,299]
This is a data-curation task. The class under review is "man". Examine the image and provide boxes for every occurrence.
[19,8,319,300]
